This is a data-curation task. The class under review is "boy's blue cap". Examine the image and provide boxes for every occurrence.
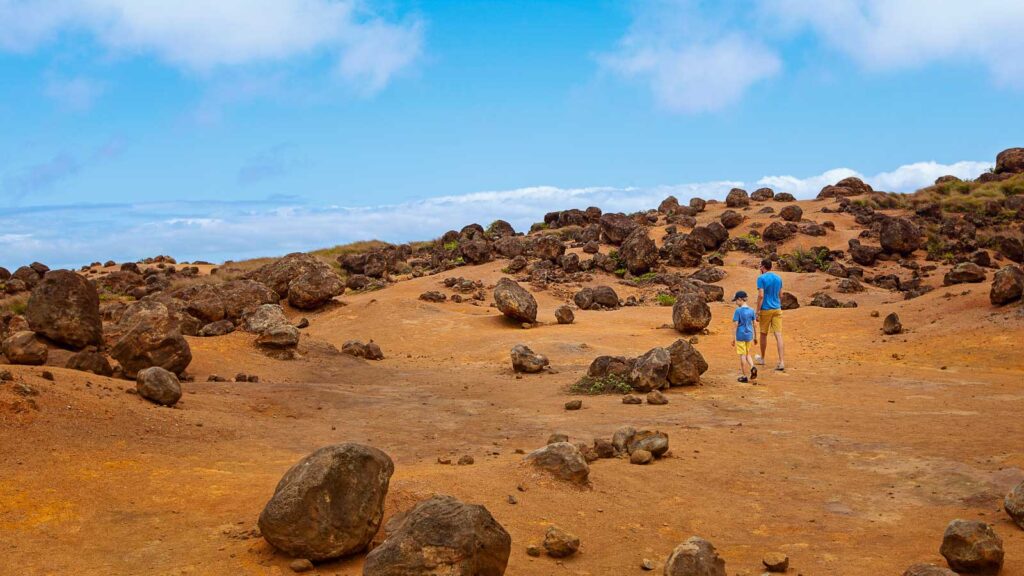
[732,290,748,301]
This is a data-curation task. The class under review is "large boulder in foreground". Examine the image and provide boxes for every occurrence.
[525,442,589,485]
[880,217,921,255]
[26,270,102,349]
[109,300,192,378]
[672,293,711,334]
[136,366,182,406]
[939,519,1003,575]
[259,444,394,562]
[493,278,537,323]
[363,495,511,576]
[664,536,726,576]
[628,347,670,392]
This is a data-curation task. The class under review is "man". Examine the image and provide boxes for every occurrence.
[755,258,785,371]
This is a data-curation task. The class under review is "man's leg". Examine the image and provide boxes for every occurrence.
[758,332,768,362]
[774,332,785,369]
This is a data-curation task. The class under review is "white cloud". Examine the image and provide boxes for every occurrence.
[602,2,780,113]
[758,160,991,198]
[0,0,422,92]
[762,0,1024,87]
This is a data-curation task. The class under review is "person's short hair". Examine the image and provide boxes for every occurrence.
[761,258,773,270]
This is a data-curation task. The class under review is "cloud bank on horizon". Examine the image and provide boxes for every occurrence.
[0,158,990,270]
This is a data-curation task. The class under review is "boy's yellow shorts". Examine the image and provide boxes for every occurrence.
[759,309,782,334]
[735,341,753,355]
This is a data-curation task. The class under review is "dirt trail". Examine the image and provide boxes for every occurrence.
[2,199,1023,575]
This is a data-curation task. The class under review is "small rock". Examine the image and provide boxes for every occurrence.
[939,519,1003,574]
[547,433,569,444]
[762,551,789,572]
[289,559,314,573]
[135,366,182,406]
[630,450,653,465]
[664,537,726,576]
[40,370,54,381]
[511,344,549,373]
[646,390,668,405]
[902,564,957,576]
[622,394,642,405]
[526,545,542,557]
[554,305,574,325]
[641,558,656,571]
[543,526,580,558]
[564,399,582,410]
[1004,480,1024,529]
[883,312,903,335]
[457,455,475,466]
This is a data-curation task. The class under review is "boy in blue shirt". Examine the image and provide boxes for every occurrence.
[731,290,758,383]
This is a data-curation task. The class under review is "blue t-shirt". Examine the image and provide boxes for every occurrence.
[733,306,756,342]
[757,272,783,310]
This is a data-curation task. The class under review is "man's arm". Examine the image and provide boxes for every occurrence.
[756,289,764,316]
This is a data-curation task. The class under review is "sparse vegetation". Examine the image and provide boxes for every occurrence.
[443,240,459,251]
[911,173,1024,214]
[656,293,676,306]
[569,374,633,395]
[0,294,28,315]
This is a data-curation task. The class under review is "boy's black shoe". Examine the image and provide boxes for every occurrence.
[737,376,749,383]
[750,367,758,381]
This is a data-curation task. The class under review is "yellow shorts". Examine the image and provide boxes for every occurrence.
[759,309,782,334]
[735,341,753,355]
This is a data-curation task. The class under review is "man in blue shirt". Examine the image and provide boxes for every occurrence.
[755,258,786,371]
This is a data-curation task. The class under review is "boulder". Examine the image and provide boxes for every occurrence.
[1005,480,1024,529]
[762,222,793,242]
[944,262,987,285]
[647,390,669,405]
[725,188,749,208]
[26,270,103,349]
[883,312,903,335]
[998,236,1024,263]
[258,444,394,562]
[242,304,289,334]
[219,279,280,320]
[66,348,113,376]
[574,286,619,310]
[779,205,803,222]
[554,305,574,324]
[599,213,639,245]
[751,187,774,201]
[170,283,226,323]
[2,331,47,365]
[628,347,670,392]
[363,495,510,576]
[109,301,192,377]
[198,319,235,337]
[664,537,726,576]
[524,442,590,485]
[136,366,182,406]
[880,217,921,255]
[991,265,1024,305]
[689,267,726,284]
[848,240,882,266]
[810,293,842,308]
[719,210,743,229]
[587,355,633,380]
[341,340,384,360]
[256,324,300,348]
[995,147,1024,174]
[511,344,549,373]
[620,228,658,275]
[658,196,681,214]
[419,291,446,303]
[817,176,873,199]
[487,219,516,237]
[939,519,1003,574]
[774,193,795,202]
[627,430,669,458]
[531,235,565,262]
[287,267,345,309]
[689,197,706,212]
[781,292,800,310]
[493,278,537,323]
[672,293,712,334]
[543,526,580,559]
[666,339,708,386]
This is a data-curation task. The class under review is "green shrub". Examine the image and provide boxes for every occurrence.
[443,240,459,251]
[656,293,676,306]
[569,375,633,395]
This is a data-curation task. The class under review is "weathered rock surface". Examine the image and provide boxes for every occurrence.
[363,494,511,576]
[493,278,537,323]
[136,366,182,406]
[664,537,726,576]
[2,331,48,365]
[525,442,590,485]
[511,344,549,373]
[259,444,394,562]
[26,270,103,349]
[672,293,711,334]
[990,265,1024,305]
[939,519,1003,575]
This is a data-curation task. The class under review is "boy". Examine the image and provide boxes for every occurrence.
[732,290,758,383]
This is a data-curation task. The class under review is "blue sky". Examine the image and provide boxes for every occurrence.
[0,0,1022,268]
